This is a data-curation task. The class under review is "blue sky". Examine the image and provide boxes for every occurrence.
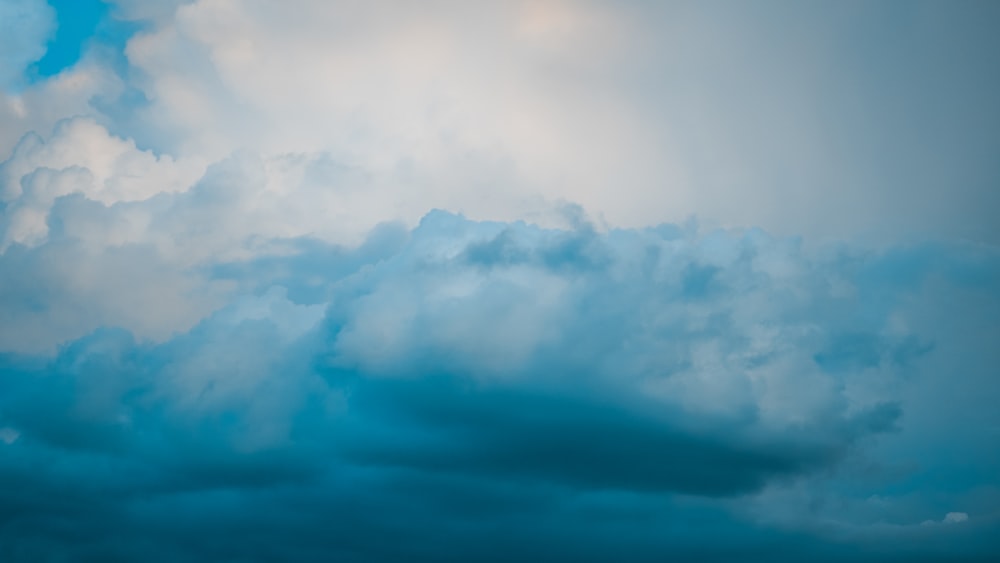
[1,1,999,561]
[31,0,105,77]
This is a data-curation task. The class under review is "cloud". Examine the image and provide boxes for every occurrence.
[1,210,998,560]
[81,0,1000,243]
[0,426,18,445]
[5,0,1000,246]
[0,117,205,249]
[1,1,999,561]
[944,512,970,524]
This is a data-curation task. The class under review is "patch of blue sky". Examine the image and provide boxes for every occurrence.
[29,0,137,80]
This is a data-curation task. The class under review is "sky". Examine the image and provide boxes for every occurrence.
[0,0,998,561]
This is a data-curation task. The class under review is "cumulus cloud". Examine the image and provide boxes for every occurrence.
[0,117,205,249]
[1,1,999,561]
[1,208,999,559]
[85,0,1000,242]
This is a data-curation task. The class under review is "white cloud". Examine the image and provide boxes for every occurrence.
[113,0,683,231]
[3,0,997,247]
[0,117,206,249]
[0,58,127,158]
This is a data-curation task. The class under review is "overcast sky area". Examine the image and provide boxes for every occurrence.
[0,1,999,561]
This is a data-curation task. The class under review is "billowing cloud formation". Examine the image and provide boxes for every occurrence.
[1,0,1000,561]
[1,117,203,249]
[6,0,1000,242]
[2,207,999,560]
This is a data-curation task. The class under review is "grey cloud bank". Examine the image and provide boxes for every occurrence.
[2,211,999,561]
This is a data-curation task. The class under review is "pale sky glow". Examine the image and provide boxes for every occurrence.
[0,1,998,561]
